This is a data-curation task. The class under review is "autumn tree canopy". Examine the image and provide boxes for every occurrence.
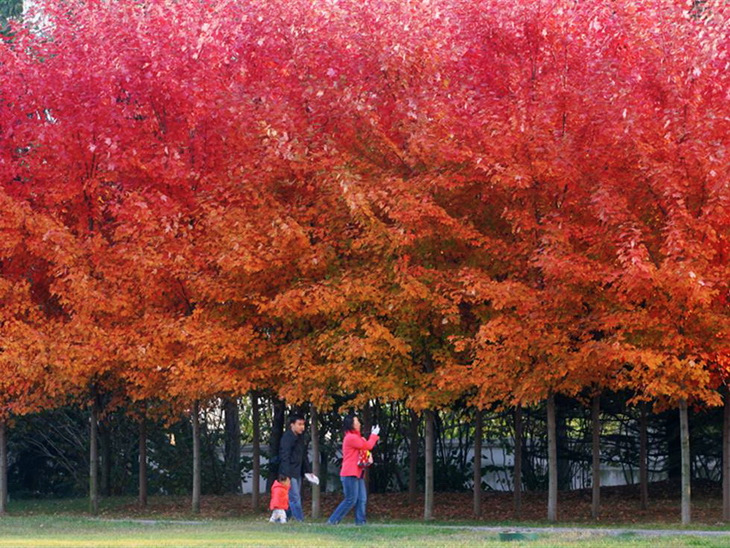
[0,0,727,432]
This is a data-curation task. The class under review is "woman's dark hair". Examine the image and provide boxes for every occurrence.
[342,414,357,432]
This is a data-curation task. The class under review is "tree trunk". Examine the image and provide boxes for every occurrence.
[424,409,435,521]
[363,402,372,495]
[192,401,201,514]
[473,409,483,518]
[408,408,419,505]
[722,385,730,521]
[320,446,329,494]
[666,412,681,481]
[639,403,649,511]
[251,393,261,512]
[513,406,523,519]
[89,401,99,515]
[0,421,7,515]
[547,394,558,522]
[591,394,601,520]
[223,396,241,494]
[311,404,321,519]
[556,399,571,491]
[268,398,286,489]
[138,418,147,508]
[369,399,382,493]
[679,399,691,525]
[100,421,112,497]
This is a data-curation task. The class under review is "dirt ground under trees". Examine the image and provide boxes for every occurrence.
[85,481,727,526]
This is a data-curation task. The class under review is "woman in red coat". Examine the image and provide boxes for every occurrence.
[327,414,380,525]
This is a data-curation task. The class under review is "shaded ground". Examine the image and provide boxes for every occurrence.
[137,481,729,526]
[10,481,729,527]
[358,480,729,526]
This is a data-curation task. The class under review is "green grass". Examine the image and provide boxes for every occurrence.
[7,496,730,532]
[398,518,730,532]
[2,498,730,547]
[0,516,729,548]
[7,496,134,514]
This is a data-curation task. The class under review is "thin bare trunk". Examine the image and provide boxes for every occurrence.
[223,396,241,494]
[251,393,261,512]
[363,402,372,495]
[424,409,435,521]
[473,409,482,518]
[0,421,7,515]
[138,418,147,508]
[639,403,649,510]
[89,402,99,515]
[679,399,691,525]
[192,401,201,514]
[268,398,285,490]
[513,407,523,518]
[591,395,601,519]
[408,409,419,505]
[724,387,730,521]
[311,404,321,519]
[547,394,558,522]
[100,422,111,497]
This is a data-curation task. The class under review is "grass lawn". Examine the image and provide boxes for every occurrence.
[0,515,730,548]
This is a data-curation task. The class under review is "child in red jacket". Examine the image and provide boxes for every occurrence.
[269,475,290,523]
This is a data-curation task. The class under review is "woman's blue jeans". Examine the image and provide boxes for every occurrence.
[327,476,367,525]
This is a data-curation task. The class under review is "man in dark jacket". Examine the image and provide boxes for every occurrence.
[279,413,314,521]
